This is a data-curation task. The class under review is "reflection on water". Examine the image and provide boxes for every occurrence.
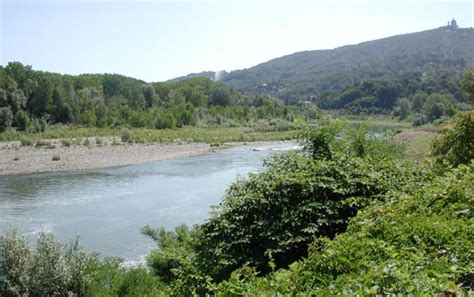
[0,143,297,261]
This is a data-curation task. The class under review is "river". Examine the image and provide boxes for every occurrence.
[0,142,297,264]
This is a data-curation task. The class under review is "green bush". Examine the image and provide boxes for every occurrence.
[422,93,456,122]
[155,112,176,129]
[32,117,48,133]
[61,139,72,147]
[20,137,33,146]
[14,110,31,132]
[0,229,164,296]
[412,113,427,126]
[431,111,474,168]
[35,139,49,147]
[115,268,163,297]
[0,228,30,296]
[88,257,165,296]
[83,138,91,147]
[219,163,473,295]
[194,151,412,282]
[0,107,14,131]
[0,229,97,296]
[95,137,104,146]
[143,225,212,296]
[121,128,134,143]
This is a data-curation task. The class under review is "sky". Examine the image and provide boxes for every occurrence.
[1,0,473,82]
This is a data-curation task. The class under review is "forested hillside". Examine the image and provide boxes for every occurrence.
[0,62,311,133]
[221,24,474,104]
[166,71,218,83]
[315,70,474,125]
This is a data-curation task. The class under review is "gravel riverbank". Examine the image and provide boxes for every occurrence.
[0,139,211,176]
[0,138,294,176]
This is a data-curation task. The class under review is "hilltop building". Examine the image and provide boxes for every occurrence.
[446,18,459,29]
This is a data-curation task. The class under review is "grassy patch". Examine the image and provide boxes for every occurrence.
[343,114,412,131]
[0,117,413,146]
[35,139,50,147]
[0,125,300,144]
[61,139,72,147]
[0,126,120,142]
[393,126,439,162]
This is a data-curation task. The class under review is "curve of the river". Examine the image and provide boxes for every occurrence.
[0,142,298,264]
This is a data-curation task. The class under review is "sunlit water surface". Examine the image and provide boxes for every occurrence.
[0,142,297,264]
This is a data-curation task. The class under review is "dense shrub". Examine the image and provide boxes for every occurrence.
[0,229,96,296]
[216,163,473,295]
[0,229,164,296]
[0,107,13,131]
[31,117,47,133]
[194,152,412,282]
[143,225,212,296]
[155,112,176,129]
[0,228,30,296]
[423,93,457,121]
[121,128,134,143]
[431,110,474,168]
[14,110,31,132]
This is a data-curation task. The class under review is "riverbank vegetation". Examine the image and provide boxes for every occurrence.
[0,125,299,145]
[1,67,473,296]
[1,108,472,295]
[0,62,317,137]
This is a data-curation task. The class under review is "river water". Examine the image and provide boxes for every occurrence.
[0,142,297,263]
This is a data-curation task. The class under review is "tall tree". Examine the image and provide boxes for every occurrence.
[209,84,233,106]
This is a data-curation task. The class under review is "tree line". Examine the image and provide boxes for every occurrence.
[314,70,473,124]
[0,62,312,132]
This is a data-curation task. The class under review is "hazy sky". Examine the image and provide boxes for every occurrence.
[1,0,473,82]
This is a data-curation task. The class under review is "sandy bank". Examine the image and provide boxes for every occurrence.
[0,139,212,176]
[0,139,293,176]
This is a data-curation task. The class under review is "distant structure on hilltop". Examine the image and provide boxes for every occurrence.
[446,18,459,29]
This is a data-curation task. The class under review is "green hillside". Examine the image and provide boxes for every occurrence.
[166,71,218,83]
[221,24,474,103]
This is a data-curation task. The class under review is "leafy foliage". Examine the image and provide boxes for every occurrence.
[461,68,474,102]
[216,162,473,295]
[431,110,474,168]
[0,228,97,296]
[142,225,212,296]
[0,107,13,131]
[0,228,164,296]
[315,76,466,122]
[0,63,316,135]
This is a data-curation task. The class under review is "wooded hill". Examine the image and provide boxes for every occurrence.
[223,24,473,102]
[172,23,474,109]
